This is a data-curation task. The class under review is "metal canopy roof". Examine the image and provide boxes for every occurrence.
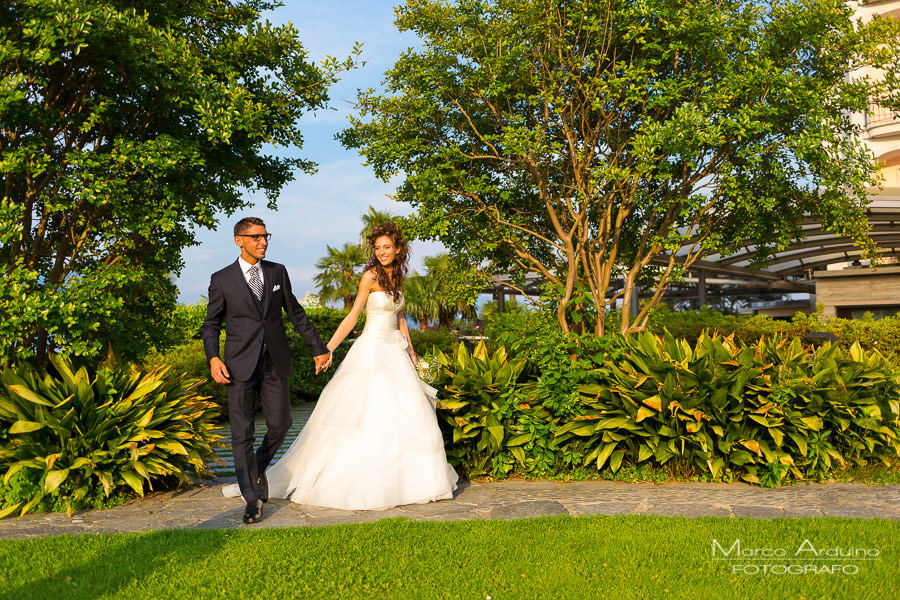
[660,188,900,285]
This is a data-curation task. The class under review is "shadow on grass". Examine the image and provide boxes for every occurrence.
[2,526,232,600]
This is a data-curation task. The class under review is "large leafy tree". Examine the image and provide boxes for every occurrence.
[342,0,900,336]
[0,0,359,363]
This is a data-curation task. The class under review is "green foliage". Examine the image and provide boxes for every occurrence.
[567,332,900,486]
[165,301,209,347]
[287,308,366,401]
[433,342,528,477]
[409,327,458,357]
[639,305,900,363]
[314,242,368,309]
[343,0,900,335]
[641,305,799,345]
[143,339,227,412]
[403,253,477,329]
[479,298,524,322]
[435,325,900,485]
[0,0,360,364]
[792,308,900,364]
[0,354,223,518]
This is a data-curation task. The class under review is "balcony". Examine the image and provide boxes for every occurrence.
[867,102,900,139]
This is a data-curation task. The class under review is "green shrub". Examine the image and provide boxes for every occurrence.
[434,327,900,485]
[792,308,900,364]
[165,300,208,346]
[434,342,528,477]
[287,307,365,401]
[642,305,798,344]
[564,331,900,485]
[0,354,223,518]
[144,339,227,412]
[410,327,458,356]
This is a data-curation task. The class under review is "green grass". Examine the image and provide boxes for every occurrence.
[1,515,897,599]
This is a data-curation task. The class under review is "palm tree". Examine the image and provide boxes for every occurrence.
[314,242,368,308]
[403,272,440,330]
[399,253,479,330]
[359,206,396,244]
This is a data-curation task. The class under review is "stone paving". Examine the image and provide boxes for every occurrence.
[2,478,899,540]
[212,405,314,475]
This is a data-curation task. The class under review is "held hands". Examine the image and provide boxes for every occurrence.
[209,357,231,384]
[314,352,333,375]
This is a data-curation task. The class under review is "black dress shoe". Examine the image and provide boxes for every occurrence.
[258,472,269,503]
[242,499,263,524]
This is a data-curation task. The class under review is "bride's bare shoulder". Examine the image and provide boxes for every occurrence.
[363,269,382,292]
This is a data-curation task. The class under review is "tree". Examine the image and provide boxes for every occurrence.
[0,0,360,364]
[359,206,396,244]
[341,0,900,336]
[423,253,476,327]
[402,253,477,329]
[314,242,368,308]
[402,272,439,330]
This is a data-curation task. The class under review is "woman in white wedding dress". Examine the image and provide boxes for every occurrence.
[224,222,458,510]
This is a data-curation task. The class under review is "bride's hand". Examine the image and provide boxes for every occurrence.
[409,352,417,366]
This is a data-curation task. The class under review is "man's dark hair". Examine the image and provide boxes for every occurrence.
[234,216,266,236]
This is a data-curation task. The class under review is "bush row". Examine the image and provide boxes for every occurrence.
[434,329,900,486]
[644,305,900,363]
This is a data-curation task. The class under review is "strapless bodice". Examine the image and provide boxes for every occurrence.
[363,291,404,334]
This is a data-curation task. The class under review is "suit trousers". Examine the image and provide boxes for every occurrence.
[226,347,292,503]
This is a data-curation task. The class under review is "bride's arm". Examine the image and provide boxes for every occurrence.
[398,309,417,365]
[326,272,375,352]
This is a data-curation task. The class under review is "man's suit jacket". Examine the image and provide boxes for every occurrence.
[202,259,329,382]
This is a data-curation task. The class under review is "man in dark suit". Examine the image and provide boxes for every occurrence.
[202,216,332,524]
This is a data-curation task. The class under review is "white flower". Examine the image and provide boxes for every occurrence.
[416,359,436,383]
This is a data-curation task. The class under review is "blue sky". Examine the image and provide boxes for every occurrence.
[175,1,445,303]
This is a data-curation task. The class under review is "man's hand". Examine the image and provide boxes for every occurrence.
[209,357,231,384]
[313,352,333,374]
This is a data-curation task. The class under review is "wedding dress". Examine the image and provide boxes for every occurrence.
[223,291,458,510]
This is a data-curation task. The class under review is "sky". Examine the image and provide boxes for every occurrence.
[175,1,445,303]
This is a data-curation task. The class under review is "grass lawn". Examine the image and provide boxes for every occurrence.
[0,514,896,600]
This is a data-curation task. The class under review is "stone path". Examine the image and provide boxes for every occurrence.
[2,479,899,540]
[212,405,314,475]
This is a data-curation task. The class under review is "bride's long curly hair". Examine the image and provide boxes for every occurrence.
[365,222,409,302]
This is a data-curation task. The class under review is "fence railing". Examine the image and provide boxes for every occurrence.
[868,101,898,129]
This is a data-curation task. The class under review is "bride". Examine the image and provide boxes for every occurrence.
[224,222,458,510]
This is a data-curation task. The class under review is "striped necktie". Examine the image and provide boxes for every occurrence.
[248,265,263,301]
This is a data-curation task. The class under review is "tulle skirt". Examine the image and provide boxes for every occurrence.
[224,327,458,510]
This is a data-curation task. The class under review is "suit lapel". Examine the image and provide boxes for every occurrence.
[260,261,275,317]
[230,260,263,316]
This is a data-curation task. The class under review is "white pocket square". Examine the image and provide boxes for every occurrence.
[272,285,281,292]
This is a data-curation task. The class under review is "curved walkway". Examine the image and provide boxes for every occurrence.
[1,479,899,540]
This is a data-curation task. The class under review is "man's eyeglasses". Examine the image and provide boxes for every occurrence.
[237,233,272,242]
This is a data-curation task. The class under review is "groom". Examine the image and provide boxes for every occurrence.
[202,216,332,524]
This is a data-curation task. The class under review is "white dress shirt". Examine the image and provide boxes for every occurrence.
[238,256,264,288]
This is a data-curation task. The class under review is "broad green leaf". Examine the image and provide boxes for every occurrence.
[43,469,69,494]
[9,420,45,434]
[7,385,54,407]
